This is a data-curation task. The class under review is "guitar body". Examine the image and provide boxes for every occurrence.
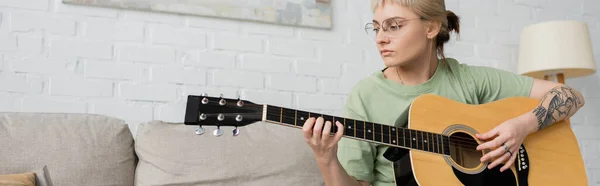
[405,94,587,186]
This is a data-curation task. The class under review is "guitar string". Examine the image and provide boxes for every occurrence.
[198,101,490,147]
[199,101,482,144]
[198,103,486,147]
[197,113,483,150]
[196,107,479,147]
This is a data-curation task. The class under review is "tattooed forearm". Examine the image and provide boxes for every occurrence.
[532,85,584,130]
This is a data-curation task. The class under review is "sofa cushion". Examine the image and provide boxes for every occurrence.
[134,120,325,186]
[0,112,137,186]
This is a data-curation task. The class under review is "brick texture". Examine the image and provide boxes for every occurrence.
[0,1,598,184]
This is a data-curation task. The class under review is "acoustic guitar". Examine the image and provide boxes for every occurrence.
[184,93,587,186]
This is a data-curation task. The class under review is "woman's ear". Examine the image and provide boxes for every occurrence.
[425,20,442,39]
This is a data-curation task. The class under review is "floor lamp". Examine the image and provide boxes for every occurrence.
[516,20,597,185]
[517,20,597,84]
[517,20,597,129]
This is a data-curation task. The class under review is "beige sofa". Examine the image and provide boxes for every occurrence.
[0,112,326,186]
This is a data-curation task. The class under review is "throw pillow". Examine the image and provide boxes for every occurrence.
[0,171,36,186]
[0,166,54,186]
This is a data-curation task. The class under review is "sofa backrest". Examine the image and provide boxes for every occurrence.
[134,120,326,186]
[0,112,137,186]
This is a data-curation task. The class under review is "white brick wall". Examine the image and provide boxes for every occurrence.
[0,0,599,184]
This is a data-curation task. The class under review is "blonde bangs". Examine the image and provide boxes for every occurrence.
[370,0,417,12]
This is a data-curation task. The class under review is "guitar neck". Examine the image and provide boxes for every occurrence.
[262,105,451,156]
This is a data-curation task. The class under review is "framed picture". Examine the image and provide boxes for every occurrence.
[62,0,333,29]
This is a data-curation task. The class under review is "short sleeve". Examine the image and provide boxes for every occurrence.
[337,88,377,183]
[465,65,534,103]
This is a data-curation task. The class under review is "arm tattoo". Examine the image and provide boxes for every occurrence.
[533,86,583,130]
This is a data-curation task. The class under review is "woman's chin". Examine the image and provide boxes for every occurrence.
[383,58,405,67]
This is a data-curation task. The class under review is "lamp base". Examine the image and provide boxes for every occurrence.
[543,73,565,84]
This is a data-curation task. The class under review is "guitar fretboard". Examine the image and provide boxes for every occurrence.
[265,105,451,155]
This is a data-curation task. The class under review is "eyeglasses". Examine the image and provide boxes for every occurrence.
[364,17,423,41]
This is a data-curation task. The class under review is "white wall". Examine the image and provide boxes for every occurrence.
[0,0,598,184]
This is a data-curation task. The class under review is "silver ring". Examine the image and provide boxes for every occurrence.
[503,143,512,156]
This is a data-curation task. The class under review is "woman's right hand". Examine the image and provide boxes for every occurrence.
[302,117,345,166]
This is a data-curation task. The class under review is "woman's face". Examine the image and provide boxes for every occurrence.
[370,3,437,67]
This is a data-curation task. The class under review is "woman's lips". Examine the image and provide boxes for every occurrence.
[381,49,394,56]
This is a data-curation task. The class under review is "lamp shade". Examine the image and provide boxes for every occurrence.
[517,20,597,79]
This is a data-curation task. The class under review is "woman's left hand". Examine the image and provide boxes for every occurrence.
[475,113,538,172]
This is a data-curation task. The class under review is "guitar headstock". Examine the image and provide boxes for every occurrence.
[185,93,264,136]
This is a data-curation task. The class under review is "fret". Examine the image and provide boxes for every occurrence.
[437,135,444,154]
[372,123,375,142]
[443,136,450,155]
[408,128,412,149]
[382,125,390,144]
[413,129,420,150]
[438,134,442,154]
[390,126,397,145]
[265,105,280,122]
[374,123,382,143]
[441,135,447,155]
[429,132,435,152]
[355,120,364,139]
[343,118,351,136]
[440,135,445,154]
[321,114,330,123]
[434,134,439,153]
[420,130,425,150]
[437,134,442,154]
[433,133,438,154]
[422,131,427,151]
[421,131,427,152]
[420,130,424,151]
[296,110,308,127]
[332,116,338,134]
[281,108,296,127]
[353,119,356,138]
[426,132,431,152]
[365,122,373,141]
[294,110,297,126]
[280,107,283,123]
[401,127,406,148]
[425,132,433,152]
[321,113,336,134]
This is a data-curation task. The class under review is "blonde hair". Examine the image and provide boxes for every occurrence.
[370,0,460,60]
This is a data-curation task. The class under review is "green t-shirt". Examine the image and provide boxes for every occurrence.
[337,58,534,186]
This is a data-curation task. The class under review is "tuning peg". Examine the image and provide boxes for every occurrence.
[217,114,224,121]
[219,98,226,105]
[201,93,207,97]
[233,127,240,136]
[199,113,207,120]
[195,126,205,135]
[213,126,223,136]
[201,97,208,104]
[219,93,223,98]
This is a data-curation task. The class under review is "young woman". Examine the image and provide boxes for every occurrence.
[301,0,586,186]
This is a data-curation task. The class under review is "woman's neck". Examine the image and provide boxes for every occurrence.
[384,53,439,86]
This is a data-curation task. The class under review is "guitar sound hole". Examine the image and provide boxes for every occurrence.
[448,132,483,170]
